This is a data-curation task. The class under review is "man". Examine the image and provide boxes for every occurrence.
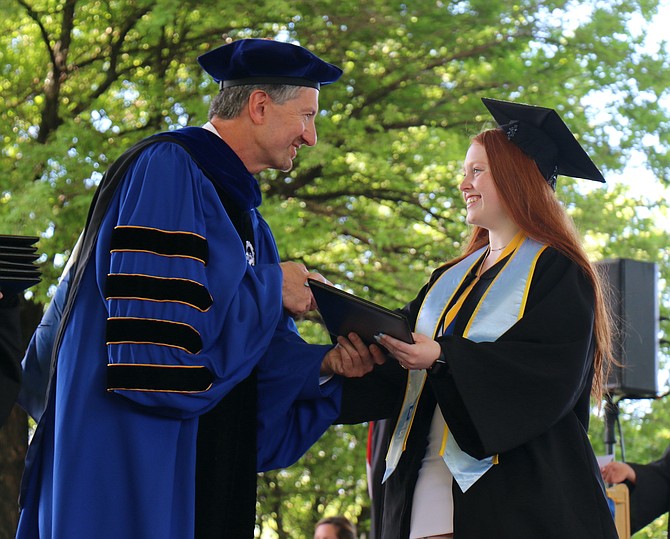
[16,39,379,539]
[601,445,670,534]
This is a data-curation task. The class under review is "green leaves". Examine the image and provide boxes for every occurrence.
[1,0,669,537]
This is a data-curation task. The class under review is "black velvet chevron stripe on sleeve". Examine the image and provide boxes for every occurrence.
[107,363,214,393]
[106,317,203,354]
[106,274,213,312]
[110,226,209,265]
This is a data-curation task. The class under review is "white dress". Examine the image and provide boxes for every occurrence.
[409,405,454,538]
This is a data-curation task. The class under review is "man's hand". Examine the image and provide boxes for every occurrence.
[280,261,326,317]
[321,332,386,378]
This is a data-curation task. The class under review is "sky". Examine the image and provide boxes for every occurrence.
[609,0,669,206]
[573,0,670,231]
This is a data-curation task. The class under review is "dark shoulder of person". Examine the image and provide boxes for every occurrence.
[525,246,595,312]
[0,291,22,427]
[531,246,589,287]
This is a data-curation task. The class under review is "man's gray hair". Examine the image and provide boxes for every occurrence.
[208,85,304,120]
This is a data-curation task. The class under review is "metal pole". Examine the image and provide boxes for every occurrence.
[604,394,619,457]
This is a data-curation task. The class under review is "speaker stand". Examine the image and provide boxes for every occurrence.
[604,393,621,458]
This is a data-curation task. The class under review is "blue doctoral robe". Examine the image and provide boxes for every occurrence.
[17,127,342,539]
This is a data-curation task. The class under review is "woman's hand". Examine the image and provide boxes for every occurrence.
[375,332,442,370]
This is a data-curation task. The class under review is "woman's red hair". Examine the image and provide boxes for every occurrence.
[455,128,614,399]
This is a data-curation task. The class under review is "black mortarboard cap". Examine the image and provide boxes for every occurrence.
[481,97,605,189]
[198,38,343,91]
[0,234,41,294]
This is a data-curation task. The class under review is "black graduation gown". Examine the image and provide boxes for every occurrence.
[339,247,618,539]
[627,446,670,534]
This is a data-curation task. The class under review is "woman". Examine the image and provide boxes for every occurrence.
[338,98,619,538]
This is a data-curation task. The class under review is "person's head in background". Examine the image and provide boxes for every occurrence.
[314,515,357,539]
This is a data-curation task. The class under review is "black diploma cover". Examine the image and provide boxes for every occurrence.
[309,279,414,345]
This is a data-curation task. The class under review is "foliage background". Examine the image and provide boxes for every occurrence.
[0,0,669,538]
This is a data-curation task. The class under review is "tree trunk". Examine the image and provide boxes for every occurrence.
[0,407,27,539]
[0,298,42,538]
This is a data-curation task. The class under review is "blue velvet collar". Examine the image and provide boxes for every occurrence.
[149,127,262,211]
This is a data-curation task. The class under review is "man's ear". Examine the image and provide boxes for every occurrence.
[248,90,270,125]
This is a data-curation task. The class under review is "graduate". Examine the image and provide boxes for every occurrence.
[336,98,619,538]
[16,39,380,539]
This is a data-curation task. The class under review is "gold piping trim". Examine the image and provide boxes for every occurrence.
[105,273,213,312]
[106,316,202,354]
[106,340,201,355]
[109,250,207,264]
[113,225,206,241]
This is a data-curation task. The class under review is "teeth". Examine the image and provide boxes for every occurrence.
[466,195,480,206]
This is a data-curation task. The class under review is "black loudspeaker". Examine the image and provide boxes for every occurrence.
[597,258,659,399]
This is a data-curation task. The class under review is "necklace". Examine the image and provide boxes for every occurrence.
[489,243,508,252]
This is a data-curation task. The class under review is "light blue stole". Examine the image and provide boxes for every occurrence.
[383,235,547,492]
